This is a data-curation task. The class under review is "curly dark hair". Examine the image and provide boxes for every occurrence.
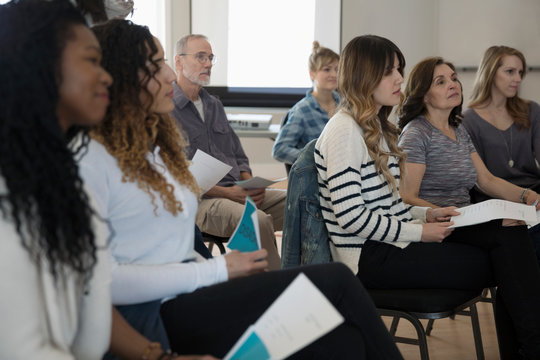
[398,57,463,131]
[91,20,199,215]
[0,0,97,283]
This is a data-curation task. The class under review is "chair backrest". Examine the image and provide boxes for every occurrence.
[279,112,292,175]
[279,111,290,128]
[281,139,332,268]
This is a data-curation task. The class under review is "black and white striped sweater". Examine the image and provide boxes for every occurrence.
[315,110,426,274]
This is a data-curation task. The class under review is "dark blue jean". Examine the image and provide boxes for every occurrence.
[103,225,212,359]
[103,300,170,360]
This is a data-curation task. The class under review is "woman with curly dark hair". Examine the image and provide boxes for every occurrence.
[0,0,113,358]
[397,56,540,359]
[0,1,211,359]
[80,19,402,359]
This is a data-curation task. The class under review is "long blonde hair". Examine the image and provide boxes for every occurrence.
[469,45,530,129]
[92,20,199,215]
[338,35,406,194]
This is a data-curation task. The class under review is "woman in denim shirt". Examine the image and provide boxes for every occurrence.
[272,41,339,166]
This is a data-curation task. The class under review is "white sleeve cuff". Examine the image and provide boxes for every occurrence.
[409,206,430,223]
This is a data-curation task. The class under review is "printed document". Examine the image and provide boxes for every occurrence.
[450,199,537,228]
[223,273,344,360]
[189,149,232,193]
[236,176,287,189]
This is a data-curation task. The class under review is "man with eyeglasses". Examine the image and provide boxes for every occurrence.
[172,34,284,270]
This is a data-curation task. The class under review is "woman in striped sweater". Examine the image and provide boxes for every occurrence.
[316,35,456,275]
[315,35,540,359]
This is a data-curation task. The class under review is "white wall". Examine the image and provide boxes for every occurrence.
[167,0,190,68]
[166,0,540,178]
[341,0,540,106]
[341,0,438,79]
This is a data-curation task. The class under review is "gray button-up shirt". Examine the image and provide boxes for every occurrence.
[172,82,251,187]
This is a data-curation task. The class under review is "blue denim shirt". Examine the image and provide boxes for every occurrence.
[272,90,339,165]
[281,139,332,268]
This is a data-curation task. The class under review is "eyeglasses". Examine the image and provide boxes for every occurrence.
[179,52,217,65]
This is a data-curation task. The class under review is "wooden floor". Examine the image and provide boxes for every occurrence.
[382,300,500,360]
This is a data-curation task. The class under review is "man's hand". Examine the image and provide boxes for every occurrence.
[215,185,265,207]
[224,249,268,279]
[219,185,249,204]
[246,188,265,207]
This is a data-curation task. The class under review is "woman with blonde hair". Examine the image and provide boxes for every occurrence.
[272,41,339,167]
[463,46,540,202]
[398,55,540,359]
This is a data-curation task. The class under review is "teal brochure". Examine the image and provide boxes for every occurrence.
[227,196,261,252]
[227,327,271,360]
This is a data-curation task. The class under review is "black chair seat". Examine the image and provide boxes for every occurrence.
[369,288,483,315]
[368,288,486,360]
[201,232,228,255]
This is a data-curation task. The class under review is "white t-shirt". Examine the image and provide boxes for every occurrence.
[77,139,228,305]
[193,97,205,121]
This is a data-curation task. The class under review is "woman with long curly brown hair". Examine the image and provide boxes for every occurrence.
[79,20,403,359]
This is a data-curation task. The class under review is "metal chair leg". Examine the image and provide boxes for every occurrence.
[470,303,485,360]
[425,319,435,336]
[389,316,400,336]
[489,287,496,314]
[383,312,430,360]
[215,240,226,254]
[404,313,430,360]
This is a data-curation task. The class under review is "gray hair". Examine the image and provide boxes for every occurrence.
[175,34,208,55]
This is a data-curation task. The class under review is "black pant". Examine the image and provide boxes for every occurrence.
[160,263,403,359]
[358,220,540,360]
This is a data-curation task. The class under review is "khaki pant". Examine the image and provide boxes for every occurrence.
[196,189,286,270]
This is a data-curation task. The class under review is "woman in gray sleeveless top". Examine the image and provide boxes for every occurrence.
[463,46,540,199]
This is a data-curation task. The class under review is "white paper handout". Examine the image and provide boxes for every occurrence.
[188,149,232,193]
[223,273,344,360]
[450,199,537,228]
[235,176,287,190]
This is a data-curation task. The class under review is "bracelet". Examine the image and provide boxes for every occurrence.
[141,342,162,360]
[520,188,530,204]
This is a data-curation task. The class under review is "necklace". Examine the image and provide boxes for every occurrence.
[322,102,336,117]
[313,91,336,117]
[496,126,514,167]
